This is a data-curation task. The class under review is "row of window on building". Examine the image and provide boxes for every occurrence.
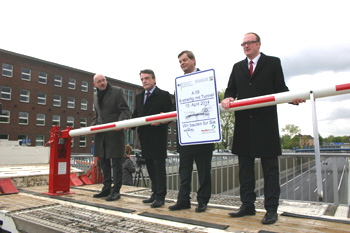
[0,111,88,127]
[2,63,89,91]
[0,133,88,147]
[0,86,90,110]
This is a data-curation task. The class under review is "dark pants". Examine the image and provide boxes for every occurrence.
[100,157,122,193]
[145,158,166,201]
[177,150,212,204]
[238,155,280,212]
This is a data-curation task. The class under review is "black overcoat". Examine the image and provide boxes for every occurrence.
[224,53,289,158]
[132,86,172,159]
[92,85,130,159]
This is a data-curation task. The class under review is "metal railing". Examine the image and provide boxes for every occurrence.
[71,152,350,206]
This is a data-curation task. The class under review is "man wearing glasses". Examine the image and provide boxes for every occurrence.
[221,32,304,224]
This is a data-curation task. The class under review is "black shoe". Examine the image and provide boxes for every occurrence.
[150,200,165,208]
[261,211,278,225]
[142,197,155,204]
[168,201,191,211]
[195,203,207,212]
[228,206,256,217]
[93,187,111,198]
[106,192,121,201]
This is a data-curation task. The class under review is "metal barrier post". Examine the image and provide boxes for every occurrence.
[44,126,74,196]
[310,91,323,201]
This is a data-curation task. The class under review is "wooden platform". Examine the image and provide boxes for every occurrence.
[1,184,349,233]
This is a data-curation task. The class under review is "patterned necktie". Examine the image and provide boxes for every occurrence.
[249,60,254,76]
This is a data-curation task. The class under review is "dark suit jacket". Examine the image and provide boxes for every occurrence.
[92,85,130,158]
[224,53,289,158]
[132,86,172,159]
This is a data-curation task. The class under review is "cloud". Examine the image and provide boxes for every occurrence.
[282,45,350,79]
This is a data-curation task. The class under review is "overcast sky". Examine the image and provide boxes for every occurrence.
[1,0,349,138]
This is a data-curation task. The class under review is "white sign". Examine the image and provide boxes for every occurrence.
[175,69,221,145]
[58,162,67,175]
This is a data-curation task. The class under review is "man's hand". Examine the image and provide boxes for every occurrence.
[221,97,234,110]
[291,98,306,105]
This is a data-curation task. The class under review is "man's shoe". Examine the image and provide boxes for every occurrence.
[195,203,207,212]
[168,201,191,211]
[228,206,256,217]
[105,192,121,201]
[93,188,111,198]
[261,211,278,225]
[142,197,155,204]
[150,200,164,208]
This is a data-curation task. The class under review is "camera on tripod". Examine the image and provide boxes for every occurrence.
[135,152,146,166]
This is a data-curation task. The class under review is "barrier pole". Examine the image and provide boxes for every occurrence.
[69,83,350,137]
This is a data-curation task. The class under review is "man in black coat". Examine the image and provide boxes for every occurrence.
[92,74,130,201]
[132,69,172,208]
[168,50,214,213]
[221,33,305,224]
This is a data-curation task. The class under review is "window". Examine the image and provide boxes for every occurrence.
[124,89,134,111]
[36,135,45,146]
[81,99,87,110]
[37,92,46,105]
[79,136,86,147]
[80,117,87,127]
[19,112,29,125]
[0,134,9,140]
[81,81,88,92]
[173,128,177,134]
[54,75,62,87]
[168,128,171,134]
[0,110,10,123]
[1,86,11,100]
[68,78,76,89]
[67,116,74,127]
[21,68,31,81]
[38,71,47,84]
[167,139,171,147]
[36,113,45,126]
[173,139,177,147]
[20,89,30,103]
[53,95,61,107]
[52,115,60,126]
[71,138,74,147]
[67,97,75,108]
[2,63,13,77]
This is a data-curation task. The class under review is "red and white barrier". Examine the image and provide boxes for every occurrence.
[69,83,350,137]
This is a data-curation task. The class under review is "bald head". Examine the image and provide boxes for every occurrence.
[93,74,108,90]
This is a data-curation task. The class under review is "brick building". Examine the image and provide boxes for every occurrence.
[0,48,177,154]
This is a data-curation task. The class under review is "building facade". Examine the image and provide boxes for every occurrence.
[0,49,177,154]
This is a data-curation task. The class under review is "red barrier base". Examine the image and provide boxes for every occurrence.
[70,173,83,186]
[43,191,75,196]
[0,178,19,195]
[79,174,93,185]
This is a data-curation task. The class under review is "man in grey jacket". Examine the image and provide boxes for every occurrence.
[92,74,130,201]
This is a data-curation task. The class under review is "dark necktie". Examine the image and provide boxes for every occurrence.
[249,60,254,76]
[144,92,150,104]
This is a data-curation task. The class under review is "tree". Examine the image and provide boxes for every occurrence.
[217,90,235,150]
[281,124,302,149]
[282,124,301,137]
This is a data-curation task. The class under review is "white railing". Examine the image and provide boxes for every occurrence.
[71,152,350,206]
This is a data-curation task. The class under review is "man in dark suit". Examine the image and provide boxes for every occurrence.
[221,33,305,224]
[168,50,214,213]
[92,74,130,201]
[132,69,172,208]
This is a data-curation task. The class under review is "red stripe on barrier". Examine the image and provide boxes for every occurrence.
[146,112,178,122]
[336,83,350,91]
[90,123,116,131]
[229,96,276,108]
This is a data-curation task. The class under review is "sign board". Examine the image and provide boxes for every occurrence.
[175,69,221,145]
